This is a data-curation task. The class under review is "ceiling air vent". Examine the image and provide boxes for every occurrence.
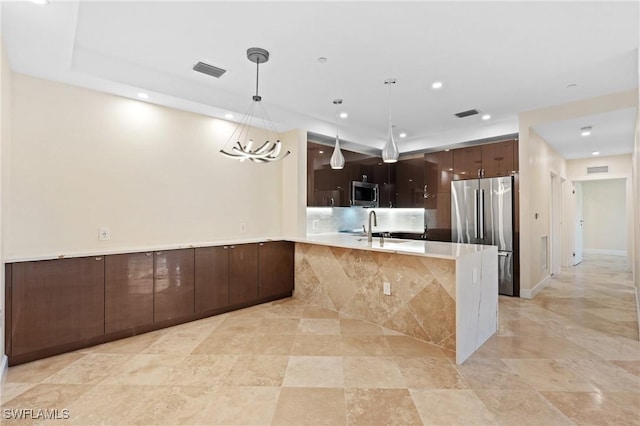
[454,109,479,118]
[587,166,608,174]
[193,62,227,78]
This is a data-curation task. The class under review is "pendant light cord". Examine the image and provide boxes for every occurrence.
[254,58,261,102]
[388,81,392,128]
[335,102,339,137]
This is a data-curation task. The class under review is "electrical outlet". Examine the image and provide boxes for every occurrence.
[99,227,111,241]
[312,220,320,231]
[383,281,391,295]
[240,223,247,233]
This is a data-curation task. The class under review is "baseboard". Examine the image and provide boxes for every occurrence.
[583,249,627,256]
[520,275,551,299]
[635,287,640,341]
[1,355,8,383]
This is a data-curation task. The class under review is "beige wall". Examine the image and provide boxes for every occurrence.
[281,129,307,238]
[517,128,567,296]
[567,154,633,180]
[581,179,627,254]
[7,74,302,259]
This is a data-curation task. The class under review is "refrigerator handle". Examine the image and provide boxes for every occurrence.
[473,189,479,239]
[478,189,485,239]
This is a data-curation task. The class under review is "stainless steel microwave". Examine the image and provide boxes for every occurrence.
[351,181,379,207]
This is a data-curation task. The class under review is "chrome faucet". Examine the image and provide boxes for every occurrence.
[367,210,377,242]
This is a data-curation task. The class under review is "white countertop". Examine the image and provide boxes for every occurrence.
[4,236,286,263]
[290,233,495,260]
[5,233,494,263]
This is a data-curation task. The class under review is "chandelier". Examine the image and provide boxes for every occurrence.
[220,48,290,162]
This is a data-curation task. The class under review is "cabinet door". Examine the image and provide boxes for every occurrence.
[395,157,425,208]
[369,161,395,208]
[452,146,482,179]
[229,243,259,305]
[10,257,105,357]
[258,241,294,299]
[154,249,195,322]
[195,246,230,312]
[423,155,437,209]
[105,252,154,334]
[482,140,515,178]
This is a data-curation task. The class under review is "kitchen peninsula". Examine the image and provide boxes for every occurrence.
[291,234,498,364]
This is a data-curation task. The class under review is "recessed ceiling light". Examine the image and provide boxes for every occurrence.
[482,114,491,120]
[318,57,328,64]
[399,132,407,138]
[137,92,149,100]
[592,151,600,156]
[224,113,234,119]
[339,112,348,119]
[581,126,592,136]
[448,168,453,171]
[318,150,324,154]
[431,81,443,90]
[31,0,49,5]
[444,149,451,152]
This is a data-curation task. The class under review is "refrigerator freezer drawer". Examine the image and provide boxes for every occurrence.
[498,250,514,296]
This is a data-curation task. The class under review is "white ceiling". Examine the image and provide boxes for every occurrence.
[2,1,638,158]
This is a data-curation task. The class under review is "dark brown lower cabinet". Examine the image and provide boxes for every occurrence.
[229,243,259,305]
[153,249,195,322]
[258,241,294,298]
[105,252,154,334]
[6,240,295,365]
[195,246,230,312]
[10,257,105,357]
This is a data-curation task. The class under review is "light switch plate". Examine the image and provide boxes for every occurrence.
[383,281,391,295]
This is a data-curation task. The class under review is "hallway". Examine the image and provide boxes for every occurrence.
[1,254,639,425]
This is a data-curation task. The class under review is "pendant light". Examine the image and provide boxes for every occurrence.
[330,99,345,169]
[219,47,290,163]
[381,78,399,163]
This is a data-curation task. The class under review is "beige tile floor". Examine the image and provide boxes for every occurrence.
[1,254,639,425]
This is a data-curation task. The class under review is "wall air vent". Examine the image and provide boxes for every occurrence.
[454,109,479,118]
[193,62,227,78]
[587,166,608,174]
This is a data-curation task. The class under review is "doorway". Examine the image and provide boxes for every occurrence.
[572,178,629,267]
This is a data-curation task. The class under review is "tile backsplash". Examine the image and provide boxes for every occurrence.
[307,207,425,234]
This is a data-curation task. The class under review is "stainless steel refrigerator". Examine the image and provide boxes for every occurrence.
[451,176,514,296]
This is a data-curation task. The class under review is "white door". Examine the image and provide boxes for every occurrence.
[574,182,584,265]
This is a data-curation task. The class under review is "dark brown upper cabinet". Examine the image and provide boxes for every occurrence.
[395,156,425,208]
[194,246,230,313]
[258,241,294,299]
[423,150,454,241]
[154,249,195,322]
[105,252,154,334]
[481,140,517,178]
[452,139,518,180]
[10,256,105,357]
[452,145,483,180]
